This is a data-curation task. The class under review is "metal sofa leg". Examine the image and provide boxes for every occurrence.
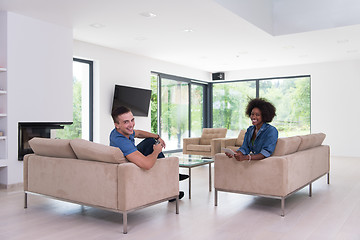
[123,212,128,234]
[281,198,285,217]
[327,172,330,184]
[176,196,179,214]
[215,189,218,206]
[24,192,27,209]
[309,183,312,197]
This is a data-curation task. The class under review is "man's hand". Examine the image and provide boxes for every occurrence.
[153,142,163,155]
[158,137,166,148]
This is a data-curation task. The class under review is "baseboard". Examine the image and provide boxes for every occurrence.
[0,182,23,190]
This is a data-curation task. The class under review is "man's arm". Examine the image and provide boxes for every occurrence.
[134,130,166,148]
[125,143,163,170]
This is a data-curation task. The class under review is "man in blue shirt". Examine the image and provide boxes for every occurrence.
[110,106,165,170]
[110,106,187,199]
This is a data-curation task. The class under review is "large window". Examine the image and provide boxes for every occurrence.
[160,78,189,150]
[259,77,310,136]
[152,73,310,150]
[191,84,205,137]
[212,81,256,137]
[151,73,206,152]
[212,76,311,137]
[55,58,93,140]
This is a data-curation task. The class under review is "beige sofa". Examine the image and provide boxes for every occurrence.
[183,128,227,156]
[24,137,179,234]
[214,133,330,216]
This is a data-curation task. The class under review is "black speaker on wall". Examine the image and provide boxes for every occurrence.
[212,72,225,80]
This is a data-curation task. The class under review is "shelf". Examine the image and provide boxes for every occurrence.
[0,160,7,168]
[0,68,7,72]
[0,90,7,94]
[0,113,6,117]
[0,136,6,140]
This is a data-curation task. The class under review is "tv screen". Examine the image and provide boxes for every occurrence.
[112,85,152,117]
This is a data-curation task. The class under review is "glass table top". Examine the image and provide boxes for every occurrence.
[165,153,214,167]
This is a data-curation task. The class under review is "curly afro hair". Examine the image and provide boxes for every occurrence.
[245,98,276,123]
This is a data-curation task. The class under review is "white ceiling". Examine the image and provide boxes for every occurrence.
[1,0,360,72]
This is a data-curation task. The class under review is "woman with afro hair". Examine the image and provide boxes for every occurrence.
[225,98,278,161]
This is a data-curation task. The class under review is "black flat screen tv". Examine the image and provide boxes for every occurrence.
[112,84,152,117]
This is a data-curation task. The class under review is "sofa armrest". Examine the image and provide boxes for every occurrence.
[211,138,227,155]
[285,145,330,192]
[183,137,201,154]
[23,154,33,191]
[214,153,288,197]
[117,157,179,211]
[220,138,237,152]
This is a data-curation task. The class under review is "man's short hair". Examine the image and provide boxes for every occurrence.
[112,106,131,123]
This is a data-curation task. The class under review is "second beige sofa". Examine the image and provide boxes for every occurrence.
[214,133,330,216]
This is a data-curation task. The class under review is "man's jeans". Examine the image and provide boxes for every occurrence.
[136,138,165,158]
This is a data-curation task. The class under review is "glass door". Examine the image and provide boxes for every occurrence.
[160,78,189,151]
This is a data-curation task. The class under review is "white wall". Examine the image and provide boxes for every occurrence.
[4,12,73,185]
[73,40,210,145]
[225,60,360,157]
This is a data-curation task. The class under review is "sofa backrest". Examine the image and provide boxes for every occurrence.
[70,139,127,164]
[235,129,246,146]
[200,128,227,145]
[297,133,326,151]
[272,136,301,156]
[28,137,77,159]
[272,133,326,156]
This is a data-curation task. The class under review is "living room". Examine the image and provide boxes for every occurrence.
[1,0,360,238]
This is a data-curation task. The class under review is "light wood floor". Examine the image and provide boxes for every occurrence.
[1,156,360,240]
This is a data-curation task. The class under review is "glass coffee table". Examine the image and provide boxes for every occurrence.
[166,153,214,199]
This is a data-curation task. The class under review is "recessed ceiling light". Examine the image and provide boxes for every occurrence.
[298,54,308,58]
[283,45,295,50]
[140,12,157,18]
[90,23,105,28]
[134,36,147,41]
[183,29,194,33]
[346,49,358,54]
[337,39,349,44]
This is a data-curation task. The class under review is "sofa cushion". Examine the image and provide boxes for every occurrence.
[187,144,211,152]
[199,128,227,145]
[235,129,246,146]
[28,137,77,158]
[297,133,326,151]
[70,139,127,164]
[272,136,301,156]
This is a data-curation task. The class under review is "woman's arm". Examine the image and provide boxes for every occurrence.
[231,151,265,161]
[258,126,278,158]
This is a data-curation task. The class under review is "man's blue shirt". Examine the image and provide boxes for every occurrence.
[238,123,278,158]
[109,128,137,156]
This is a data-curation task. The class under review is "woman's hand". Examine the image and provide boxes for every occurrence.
[234,151,247,161]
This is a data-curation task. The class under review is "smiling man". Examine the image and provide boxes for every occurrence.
[110,106,187,200]
[110,106,165,170]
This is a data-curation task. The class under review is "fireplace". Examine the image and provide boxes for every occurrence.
[18,122,72,160]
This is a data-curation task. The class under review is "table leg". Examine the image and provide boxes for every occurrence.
[209,162,212,192]
[188,168,192,199]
